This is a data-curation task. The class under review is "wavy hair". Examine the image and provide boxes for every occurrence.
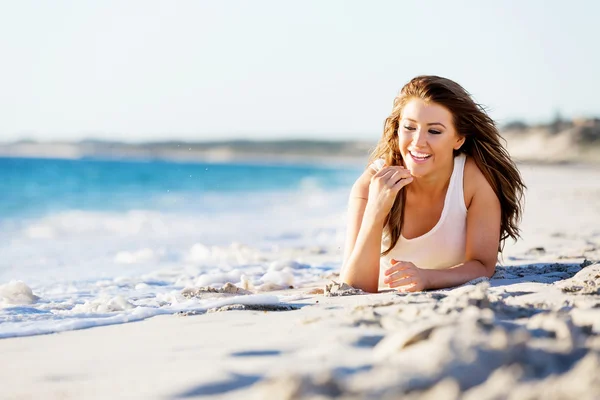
[369,75,526,256]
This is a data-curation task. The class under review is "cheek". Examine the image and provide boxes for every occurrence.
[398,132,411,149]
[430,135,454,151]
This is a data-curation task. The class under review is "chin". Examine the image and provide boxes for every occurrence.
[408,169,425,178]
[405,160,426,175]
[404,154,433,177]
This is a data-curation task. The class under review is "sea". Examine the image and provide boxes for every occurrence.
[0,156,362,338]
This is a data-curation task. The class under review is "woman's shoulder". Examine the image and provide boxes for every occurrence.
[369,158,386,172]
[463,154,496,209]
[351,159,384,196]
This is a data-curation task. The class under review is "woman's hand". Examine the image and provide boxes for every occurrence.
[365,164,413,221]
[383,259,429,292]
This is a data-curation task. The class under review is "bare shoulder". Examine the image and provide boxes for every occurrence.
[350,166,377,198]
[463,155,498,209]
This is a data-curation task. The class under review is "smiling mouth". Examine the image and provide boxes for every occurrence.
[409,150,432,161]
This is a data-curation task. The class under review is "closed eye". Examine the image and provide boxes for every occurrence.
[404,126,441,135]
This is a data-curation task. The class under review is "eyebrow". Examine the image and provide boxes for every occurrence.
[404,118,447,129]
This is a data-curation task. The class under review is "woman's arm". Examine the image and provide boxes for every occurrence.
[421,166,501,289]
[340,169,383,293]
[341,165,413,293]
[342,169,375,266]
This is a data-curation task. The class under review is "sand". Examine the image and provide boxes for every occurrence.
[1,162,600,400]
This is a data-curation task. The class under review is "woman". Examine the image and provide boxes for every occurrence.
[341,75,525,293]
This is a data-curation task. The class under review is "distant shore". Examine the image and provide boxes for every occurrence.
[502,116,600,164]
[0,140,375,167]
[2,117,600,165]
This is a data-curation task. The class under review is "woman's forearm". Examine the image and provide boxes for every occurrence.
[341,210,386,293]
[422,260,495,290]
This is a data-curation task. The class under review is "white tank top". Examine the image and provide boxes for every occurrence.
[369,154,467,281]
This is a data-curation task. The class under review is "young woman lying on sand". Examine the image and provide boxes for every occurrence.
[341,75,525,293]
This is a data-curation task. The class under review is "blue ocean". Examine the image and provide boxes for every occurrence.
[0,157,360,219]
[0,156,362,338]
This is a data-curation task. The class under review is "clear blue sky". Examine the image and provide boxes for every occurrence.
[1,0,598,142]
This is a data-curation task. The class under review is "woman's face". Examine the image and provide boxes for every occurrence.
[398,98,465,177]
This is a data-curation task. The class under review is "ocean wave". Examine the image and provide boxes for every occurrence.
[0,188,349,338]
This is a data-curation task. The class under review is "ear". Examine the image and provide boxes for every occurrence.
[454,136,466,150]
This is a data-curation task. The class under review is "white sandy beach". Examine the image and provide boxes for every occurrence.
[1,162,600,400]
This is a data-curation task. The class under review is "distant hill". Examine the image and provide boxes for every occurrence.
[501,117,600,163]
[0,139,376,166]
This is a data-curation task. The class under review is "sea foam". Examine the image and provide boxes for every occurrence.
[0,188,350,338]
[0,281,40,306]
[0,157,360,338]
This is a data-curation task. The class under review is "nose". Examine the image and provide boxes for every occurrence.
[412,128,428,148]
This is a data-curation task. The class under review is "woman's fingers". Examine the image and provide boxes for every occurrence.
[392,175,413,190]
[373,165,409,178]
[370,169,412,192]
[383,270,412,284]
[385,168,412,187]
[388,275,416,288]
[384,169,408,185]
[372,164,391,178]
[372,167,395,182]
[385,259,424,292]
[384,260,413,276]
[367,165,413,217]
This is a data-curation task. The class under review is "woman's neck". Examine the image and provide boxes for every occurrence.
[406,160,454,198]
